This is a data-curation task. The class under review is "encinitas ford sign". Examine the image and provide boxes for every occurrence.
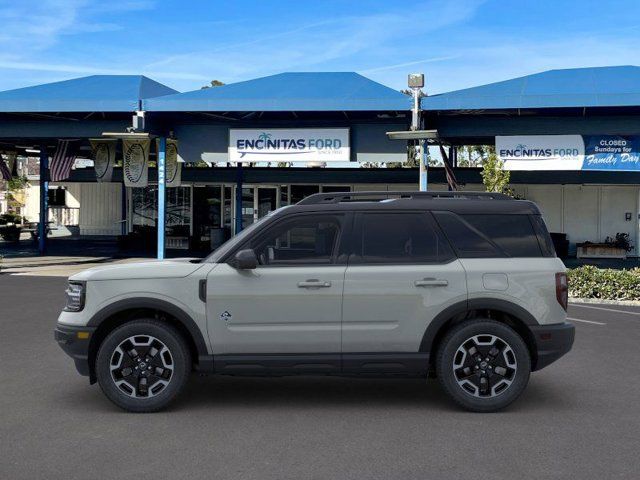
[497,135,640,171]
[229,128,350,162]
[496,135,584,170]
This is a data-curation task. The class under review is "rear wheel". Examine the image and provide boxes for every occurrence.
[96,320,191,412]
[436,319,530,412]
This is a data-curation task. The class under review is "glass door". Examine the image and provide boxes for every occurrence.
[232,185,280,234]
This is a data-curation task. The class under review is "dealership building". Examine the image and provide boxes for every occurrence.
[2,65,640,258]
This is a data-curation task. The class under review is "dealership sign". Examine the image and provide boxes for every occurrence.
[229,128,350,163]
[497,135,640,171]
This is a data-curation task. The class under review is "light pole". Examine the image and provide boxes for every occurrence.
[408,73,427,191]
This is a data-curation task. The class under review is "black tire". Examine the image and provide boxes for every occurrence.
[436,319,531,412]
[96,319,191,413]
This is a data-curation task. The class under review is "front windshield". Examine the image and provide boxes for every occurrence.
[203,206,290,263]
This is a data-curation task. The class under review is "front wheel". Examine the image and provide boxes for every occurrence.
[436,319,531,412]
[96,320,191,412]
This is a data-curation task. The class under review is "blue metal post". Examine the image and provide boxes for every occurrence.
[157,137,166,260]
[38,147,48,255]
[419,140,428,191]
[235,162,243,234]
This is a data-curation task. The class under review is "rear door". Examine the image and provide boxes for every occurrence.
[341,211,467,354]
[207,212,348,355]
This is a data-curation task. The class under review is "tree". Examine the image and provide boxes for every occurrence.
[457,145,495,167]
[480,152,510,193]
[201,80,225,89]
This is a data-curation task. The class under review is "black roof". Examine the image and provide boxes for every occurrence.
[287,191,541,215]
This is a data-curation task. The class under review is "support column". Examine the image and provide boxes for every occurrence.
[38,147,48,255]
[235,163,244,234]
[157,137,166,260]
[419,139,428,191]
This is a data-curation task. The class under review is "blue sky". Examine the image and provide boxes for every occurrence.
[1,0,640,94]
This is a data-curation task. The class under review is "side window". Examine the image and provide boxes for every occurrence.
[461,214,543,257]
[530,215,556,257]
[433,211,502,258]
[354,212,454,264]
[249,215,342,266]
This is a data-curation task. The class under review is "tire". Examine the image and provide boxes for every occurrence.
[96,319,191,413]
[436,319,531,412]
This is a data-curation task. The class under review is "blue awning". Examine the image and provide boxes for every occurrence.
[144,72,411,112]
[0,75,178,113]
[421,66,640,111]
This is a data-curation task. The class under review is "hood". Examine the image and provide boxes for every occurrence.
[69,258,205,282]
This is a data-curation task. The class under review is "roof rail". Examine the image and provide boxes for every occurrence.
[297,191,512,205]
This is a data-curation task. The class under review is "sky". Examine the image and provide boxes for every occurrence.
[1,0,640,94]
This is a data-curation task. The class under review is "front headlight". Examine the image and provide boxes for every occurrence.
[64,282,85,312]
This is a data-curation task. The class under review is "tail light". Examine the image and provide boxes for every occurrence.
[555,272,568,311]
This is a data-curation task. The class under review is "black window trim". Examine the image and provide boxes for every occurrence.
[223,211,351,268]
[348,210,458,266]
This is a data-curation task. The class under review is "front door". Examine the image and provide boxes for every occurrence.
[207,212,348,355]
[233,185,279,233]
[341,211,467,354]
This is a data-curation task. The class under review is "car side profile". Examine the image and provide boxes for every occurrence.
[55,191,574,413]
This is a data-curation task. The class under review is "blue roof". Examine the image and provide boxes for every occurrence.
[421,66,640,111]
[144,72,411,111]
[0,75,178,112]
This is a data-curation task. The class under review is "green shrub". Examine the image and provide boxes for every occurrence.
[568,265,640,300]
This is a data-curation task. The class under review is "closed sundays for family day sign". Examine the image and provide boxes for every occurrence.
[497,135,640,171]
[229,128,350,162]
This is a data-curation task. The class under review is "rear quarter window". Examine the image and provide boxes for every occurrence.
[433,212,546,258]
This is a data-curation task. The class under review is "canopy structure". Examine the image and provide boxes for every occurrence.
[421,66,640,111]
[144,72,411,112]
[0,75,178,113]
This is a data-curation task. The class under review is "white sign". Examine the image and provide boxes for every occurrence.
[496,135,585,170]
[122,138,150,187]
[229,128,350,163]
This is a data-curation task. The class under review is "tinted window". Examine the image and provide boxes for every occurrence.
[355,212,454,264]
[433,212,501,258]
[530,215,556,257]
[461,214,542,257]
[249,215,342,266]
[434,211,544,258]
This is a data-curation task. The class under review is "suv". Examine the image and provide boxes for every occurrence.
[55,191,574,413]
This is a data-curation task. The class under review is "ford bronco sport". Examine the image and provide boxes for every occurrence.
[55,191,574,412]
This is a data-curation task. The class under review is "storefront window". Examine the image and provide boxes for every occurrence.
[131,186,191,235]
[290,185,320,204]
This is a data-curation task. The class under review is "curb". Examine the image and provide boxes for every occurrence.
[569,297,640,306]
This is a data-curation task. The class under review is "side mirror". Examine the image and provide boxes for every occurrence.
[232,249,258,270]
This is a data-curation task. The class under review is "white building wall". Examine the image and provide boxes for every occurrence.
[78,183,122,236]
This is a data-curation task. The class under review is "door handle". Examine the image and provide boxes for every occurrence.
[415,278,448,287]
[297,279,332,288]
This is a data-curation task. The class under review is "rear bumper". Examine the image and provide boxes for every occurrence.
[54,324,96,377]
[530,321,575,371]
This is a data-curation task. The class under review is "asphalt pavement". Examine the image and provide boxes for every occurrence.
[1,274,639,480]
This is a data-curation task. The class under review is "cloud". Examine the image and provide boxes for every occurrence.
[360,56,460,74]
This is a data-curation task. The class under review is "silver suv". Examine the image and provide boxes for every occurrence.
[55,191,574,413]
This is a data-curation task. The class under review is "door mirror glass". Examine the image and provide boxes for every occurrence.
[232,249,258,270]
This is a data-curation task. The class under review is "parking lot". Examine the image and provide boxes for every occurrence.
[1,274,639,480]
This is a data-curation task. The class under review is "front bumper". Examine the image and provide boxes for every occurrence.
[530,321,575,371]
[54,324,96,377]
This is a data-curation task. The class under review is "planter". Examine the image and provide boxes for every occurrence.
[576,243,627,259]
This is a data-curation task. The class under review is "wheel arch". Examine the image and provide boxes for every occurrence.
[86,298,209,383]
[421,299,539,370]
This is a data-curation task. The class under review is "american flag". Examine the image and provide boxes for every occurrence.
[50,140,80,182]
[439,144,459,191]
[0,156,11,180]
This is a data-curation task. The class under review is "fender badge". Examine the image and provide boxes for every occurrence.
[220,311,232,322]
